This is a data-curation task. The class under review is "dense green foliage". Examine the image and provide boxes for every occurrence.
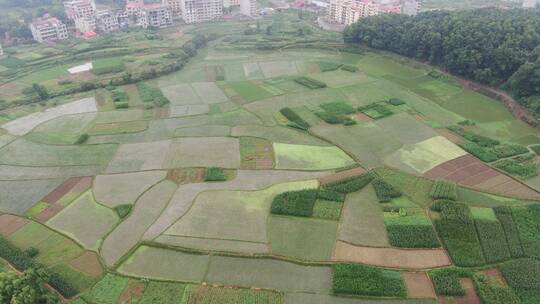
[500,258,540,303]
[372,179,401,202]
[358,103,393,119]
[430,180,457,201]
[279,107,310,130]
[0,269,61,304]
[332,264,406,297]
[459,142,499,162]
[114,205,132,219]
[512,205,540,258]
[493,206,525,258]
[531,145,540,155]
[203,167,227,182]
[322,173,374,193]
[449,126,500,147]
[270,189,318,217]
[491,144,529,158]
[386,224,440,248]
[474,219,511,263]
[473,273,520,304]
[110,88,129,109]
[493,158,537,179]
[317,190,345,202]
[136,82,169,108]
[429,268,466,296]
[91,64,126,76]
[320,102,355,115]
[345,7,540,116]
[294,76,327,89]
[433,201,486,266]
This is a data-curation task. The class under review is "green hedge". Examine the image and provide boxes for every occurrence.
[491,144,529,158]
[341,65,358,72]
[429,268,466,296]
[317,190,345,202]
[319,61,342,72]
[475,219,511,263]
[279,107,310,130]
[204,167,227,182]
[91,63,125,75]
[323,173,374,193]
[459,142,499,162]
[434,202,486,266]
[270,189,318,217]
[136,82,169,107]
[493,206,524,258]
[0,236,37,270]
[430,180,457,200]
[294,76,327,89]
[473,273,520,304]
[332,264,406,297]
[387,224,440,248]
[48,271,79,298]
[449,126,500,147]
[493,159,537,179]
[320,102,355,115]
[512,205,540,258]
[387,98,406,106]
[372,179,401,202]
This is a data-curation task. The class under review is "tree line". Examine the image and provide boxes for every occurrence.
[344,8,540,116]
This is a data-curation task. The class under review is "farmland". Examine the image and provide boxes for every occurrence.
[0,10,538,304]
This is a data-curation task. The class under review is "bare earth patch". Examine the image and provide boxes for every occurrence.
[0,214,29,236]
[332,241,451,269]
[319,166,367,185]
[69,251,104,277]
[404,272,436,299]
[166,168,205,185]
[425,154,540,200]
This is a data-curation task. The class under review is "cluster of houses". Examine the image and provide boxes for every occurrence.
[29,0,258,43]
[326,0,419,25]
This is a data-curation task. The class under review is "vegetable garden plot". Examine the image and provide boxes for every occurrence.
[232,124,329,146]
[0,214,29,237]
[188,285,282,304]
[170,105,209,117]
[69,251,103,277]
[175,125,231,137]
[242,62,265,79]
[258,61,298,78]
[0,178,64,214]
[273,143,355,170]
[46,191,118,250]
[101,180,177,266]
[403,272,437,299]
[161,83,202,105]
[191,82,229,104]
[239,137,274,169]
[105,140,171,173]
[163,137,241,169]
[2,97,97,136]
[93,171,166,208]
[25,112,96,145]
[155,235,268,254]
[228,81,277,102]
[332,241,450,269]
[87,120,149,136]
[268,216,338,261]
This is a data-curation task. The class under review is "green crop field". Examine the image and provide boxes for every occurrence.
[0,11,539,303]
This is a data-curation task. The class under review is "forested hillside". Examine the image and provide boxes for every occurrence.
[344,8,540,116]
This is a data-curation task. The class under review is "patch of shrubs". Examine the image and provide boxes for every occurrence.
[315,111,356,125]
[500,258,540,291]
[429,268,467,296]
[433,201,486,266]
[531,145,540,155]
[279,107,310,130]
[24,247,39,258]
[491,144,529,158]
[459,142,498,162]
[448,126,499,147]
[136,82,169,108]
[270,189,318,217]
[75,133,89,145]
[323,173,374,193]
[473,273,520,304]
[48,271,78,298]
[475,219,511,263]
[204,167,227,182]
[111,88,129,109]
[430,180,457,200]
[341,65,358,72]
[386,98,406,106]
[511,205,540,258]
[332,263,406,297]
[493,206,524,258]
[358,103,393,119]
[317,190,345,202]
[372,178,402,202]
[386,224,440,248]
[318,61,342,72]
[320,102,355,115]
[493,158,537,179]
[114,205,132,219]
[92,63,126,76]
[294,76,327,89]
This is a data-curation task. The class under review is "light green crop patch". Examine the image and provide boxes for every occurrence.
[471,207,497,221]
[273,143,355,170]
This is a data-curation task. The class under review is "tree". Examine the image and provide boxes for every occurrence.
[32,83,49,101]
[0,269,60,304]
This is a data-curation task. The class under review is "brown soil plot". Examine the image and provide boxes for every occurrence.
[319,166,367,185]
[404,272,436,299]
[332,241,451,269]
[166,168,205,185]
[0,214,29,236]
[240,137,274,169]
[41,177,84,204]
[34,203,65,223]
[69,251,104,277]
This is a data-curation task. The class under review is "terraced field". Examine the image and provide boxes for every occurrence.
[0,12,539,304]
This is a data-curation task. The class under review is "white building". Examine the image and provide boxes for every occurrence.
[96,10,120,33]
[327,0,377,25]
[64,0,96,21]
[162,0,183,17]
[30,16,69,43]
[240,0,257,17]
[138,3,173,28]
[224,0,240,8]
[523,0,538,8]
[401,0,419,15]
[74,16,96,33]
[181,0,223,23]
